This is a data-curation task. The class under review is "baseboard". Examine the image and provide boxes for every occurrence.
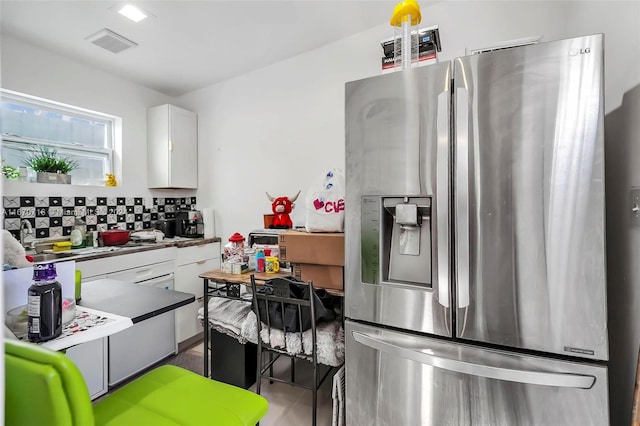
[178,332,204,353]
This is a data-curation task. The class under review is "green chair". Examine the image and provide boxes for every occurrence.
[6,339,268,426]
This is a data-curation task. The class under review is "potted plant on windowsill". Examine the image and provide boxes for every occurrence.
[23,146,79,184]
[2,158,20,181]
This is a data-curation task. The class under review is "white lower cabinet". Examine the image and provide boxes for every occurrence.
[105,259,177,386]
[65,337,108,399]
[67,243,219,395]
[175,242,220,347]
[72,248,177,397]
[65,274,109,399]
[108,311,176,386]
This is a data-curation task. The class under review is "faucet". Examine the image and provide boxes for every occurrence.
[19,219,34,248]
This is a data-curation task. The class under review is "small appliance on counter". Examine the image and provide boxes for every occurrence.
[175,209,204,238]
[154,219,176,238]
[247,228,288,246]
[130,231,163,243]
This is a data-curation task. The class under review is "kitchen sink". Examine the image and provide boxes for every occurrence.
[27,246,130,263]
[25,244,151,264]
[29,252,79,263]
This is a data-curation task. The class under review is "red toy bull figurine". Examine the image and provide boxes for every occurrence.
[266,191,300,229]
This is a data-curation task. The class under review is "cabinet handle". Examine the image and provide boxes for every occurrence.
[196,260,206,265]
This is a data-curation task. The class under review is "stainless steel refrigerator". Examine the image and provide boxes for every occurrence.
[344,34,608,425]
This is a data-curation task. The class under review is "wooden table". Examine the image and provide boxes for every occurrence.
[200,269,291,285]
[199,269,344,295]
[198,269,292,378]
[199,268,344,378]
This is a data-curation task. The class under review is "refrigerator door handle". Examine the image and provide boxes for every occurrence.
[436,90,450,308]
[351,331,596,389]
[455,87,470,309]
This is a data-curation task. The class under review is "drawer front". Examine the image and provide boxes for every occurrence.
[175,258,220,297]
[108,260,175,283]
[77,247,176,278]
[176,242,220,267]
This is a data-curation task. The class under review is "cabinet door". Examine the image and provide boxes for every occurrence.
[65,337,108,400]
[168,105,197,189]
[175,257,220,344]
[109,311,176,386]
[148,104,197,189]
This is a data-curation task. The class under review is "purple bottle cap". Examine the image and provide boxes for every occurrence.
[33,262,57,281]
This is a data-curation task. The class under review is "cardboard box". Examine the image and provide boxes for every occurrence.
[380,25,441,73]
[292,263,344,291]
[263,214,275,228]
[278,230,344,266]
[221,261,249,275]
[381,48,438,72]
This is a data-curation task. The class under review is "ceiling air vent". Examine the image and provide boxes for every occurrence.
[466,36,542,56]
[86,29,137,53]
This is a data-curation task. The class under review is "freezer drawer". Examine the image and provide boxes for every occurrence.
[345,320,608,426]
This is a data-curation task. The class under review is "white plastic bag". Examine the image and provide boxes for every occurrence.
[305,169,345,232]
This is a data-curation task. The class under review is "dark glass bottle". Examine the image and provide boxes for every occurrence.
[28,262,62,342]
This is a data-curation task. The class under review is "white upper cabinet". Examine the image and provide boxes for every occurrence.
[147,104,198,189]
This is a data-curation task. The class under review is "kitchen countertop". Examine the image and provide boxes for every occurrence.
[79,278,195,323]
[28,236,221,263]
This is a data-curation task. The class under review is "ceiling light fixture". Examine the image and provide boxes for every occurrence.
[118,5,147,23]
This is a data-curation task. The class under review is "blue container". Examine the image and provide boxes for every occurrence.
[255,250,266,273]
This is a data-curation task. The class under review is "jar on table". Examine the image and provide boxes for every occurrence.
[228,233,245,256]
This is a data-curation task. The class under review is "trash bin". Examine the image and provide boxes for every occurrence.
[210,329,257,389]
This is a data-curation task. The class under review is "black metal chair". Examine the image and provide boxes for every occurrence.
[250,275,334,426]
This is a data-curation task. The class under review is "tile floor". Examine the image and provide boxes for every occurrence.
[189,341,337,426]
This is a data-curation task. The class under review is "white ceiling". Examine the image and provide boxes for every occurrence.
[0,1,398,97]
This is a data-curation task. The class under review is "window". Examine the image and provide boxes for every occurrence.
[1,89,118,185]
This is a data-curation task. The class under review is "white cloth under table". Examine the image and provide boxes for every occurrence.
[197,296,344,367]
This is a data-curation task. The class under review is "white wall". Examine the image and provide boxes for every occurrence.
[0,35,194,199]
[180,0,640,240]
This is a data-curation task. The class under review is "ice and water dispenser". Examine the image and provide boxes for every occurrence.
[361,195,432,287]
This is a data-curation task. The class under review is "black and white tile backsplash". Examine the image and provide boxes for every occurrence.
[3,196,197,242]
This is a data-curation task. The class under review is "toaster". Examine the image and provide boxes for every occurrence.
[154,219,176,238]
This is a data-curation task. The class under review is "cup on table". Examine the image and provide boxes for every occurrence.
[265,257,279,274]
